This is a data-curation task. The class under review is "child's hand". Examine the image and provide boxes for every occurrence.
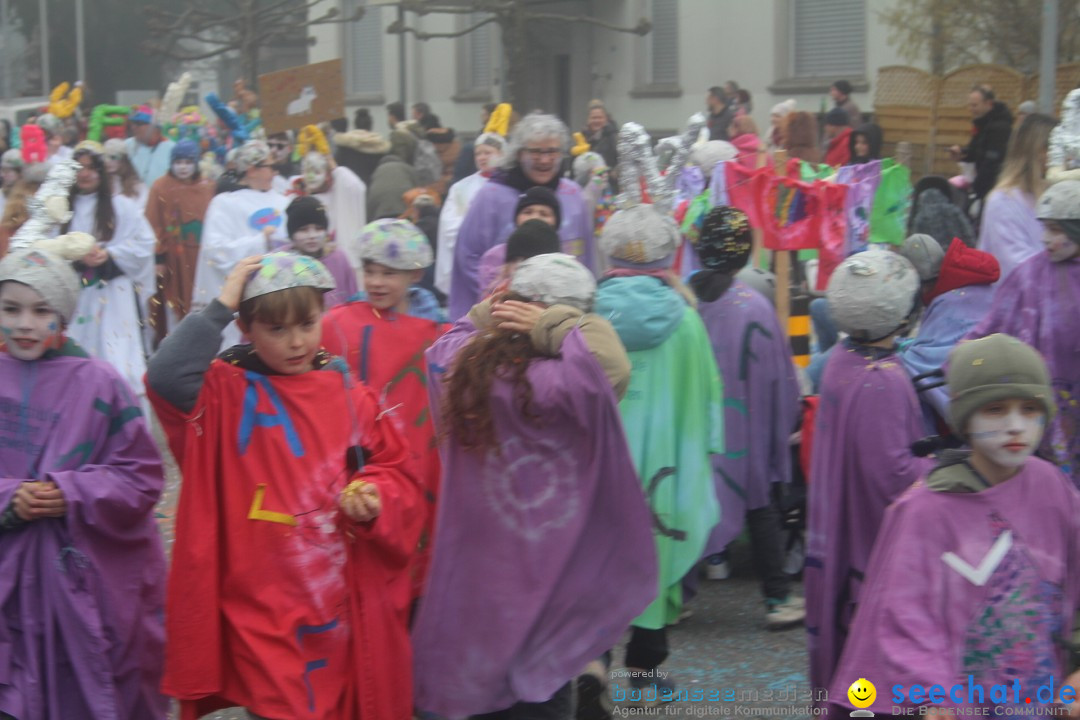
[492,299,545,335]
[218,255,263,311]
[340,480,381,523]
[13,480,67,521]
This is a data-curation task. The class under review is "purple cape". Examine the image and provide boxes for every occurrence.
[316,246,359,309]
[0,349,167,719]
[697,280,800,553]
[413,322,657,716]
[966,253,1080,484]
[900,284,994,431]
[804,343,933,693]
[448,178,595,320]
[830,459,1080,713]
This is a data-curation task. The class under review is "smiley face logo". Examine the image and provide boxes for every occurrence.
[847,678,876,709]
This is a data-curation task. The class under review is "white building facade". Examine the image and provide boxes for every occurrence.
[308,0,923,139]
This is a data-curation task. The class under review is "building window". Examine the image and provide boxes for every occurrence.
[649,0,678,84]
[791,0,865,79]
[631,0,680,97]
[344,0,384,100]
[455,12,494,101]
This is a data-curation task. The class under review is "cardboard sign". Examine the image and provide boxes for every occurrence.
[258,59,344,134]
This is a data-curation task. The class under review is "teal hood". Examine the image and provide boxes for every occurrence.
[595,275,687,351]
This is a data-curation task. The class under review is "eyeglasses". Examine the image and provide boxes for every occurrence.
[523,147,562,158]
[268,142,288,150]
[254,162,273,169]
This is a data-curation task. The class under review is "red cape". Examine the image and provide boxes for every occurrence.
[150,361,422,720]
[321,301,446,598]
[825,128,853,167]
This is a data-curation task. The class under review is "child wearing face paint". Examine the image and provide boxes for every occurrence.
[322,220,448,603]
[146,252,423,720]
[0,236,168,718]
[965,180,1080,485]
[804,248,934,697]
[298,149,368,273]
[346,219,445,322]
[145,139,215,345]
[830,334,1080,717]
[286,195,357,308]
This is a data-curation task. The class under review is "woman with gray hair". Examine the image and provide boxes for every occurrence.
[447,112,595,320]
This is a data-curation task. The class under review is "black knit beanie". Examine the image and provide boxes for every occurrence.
[506,219,561,263]
[514,186,562,228]
[286,196,329,237]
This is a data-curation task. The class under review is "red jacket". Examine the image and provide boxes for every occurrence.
[152,362,423,720]
[824,128,853,167]
[731,132,763,169]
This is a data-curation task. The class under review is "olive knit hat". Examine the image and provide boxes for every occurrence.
[946,334,1055,436]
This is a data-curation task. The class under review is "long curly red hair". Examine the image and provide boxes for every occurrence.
[441,297,543,454]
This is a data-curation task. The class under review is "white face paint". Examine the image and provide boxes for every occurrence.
[172,159,196,180]
[967,398,1046,469]
[304,167,328,192]
[1042,222,1080,263]
[292,224,328,256]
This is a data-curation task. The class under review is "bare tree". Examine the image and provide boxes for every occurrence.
[385,0,651,111]
[143,0,362,88]
[880,0,1080,74]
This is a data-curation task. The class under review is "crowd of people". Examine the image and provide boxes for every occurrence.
[0,71,1079,720]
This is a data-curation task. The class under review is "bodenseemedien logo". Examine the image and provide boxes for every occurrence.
[847,678,876,717]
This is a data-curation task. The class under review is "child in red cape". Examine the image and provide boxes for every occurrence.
[147,252,422,720]
[321,219,445,601]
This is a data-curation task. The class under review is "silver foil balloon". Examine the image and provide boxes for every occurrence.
[9,158,80,252]
[615,123,645,210]
[1049,89,1080,171]
[660,112,707,209]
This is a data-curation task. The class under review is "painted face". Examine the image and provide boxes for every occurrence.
[515,204,558,227]
[1042,221,1080,263]
[0,167,18,189]
[292,224,328,256]
[968,398,1046,469]
[75,154,101,194]
[0,281,64,362]
[519,137,562,186]
[244,310,322,375]
[363,261,419,312]
[474,144,500,174]
[854,135,870,158]
[172,159,196,180]
[268,139,291,164]
[304,166,328,192]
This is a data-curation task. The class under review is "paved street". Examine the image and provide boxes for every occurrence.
[153,421,812,720]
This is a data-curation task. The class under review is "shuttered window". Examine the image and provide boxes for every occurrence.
[650,0,679,84]
[792,0,865,78]
[459,13,493,92]
[345,0,384,96]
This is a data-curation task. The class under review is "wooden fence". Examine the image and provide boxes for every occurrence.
[875,63,1079,179]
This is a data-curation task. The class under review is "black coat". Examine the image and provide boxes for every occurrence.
[961,101,1014,200]
[583,122,619,170]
